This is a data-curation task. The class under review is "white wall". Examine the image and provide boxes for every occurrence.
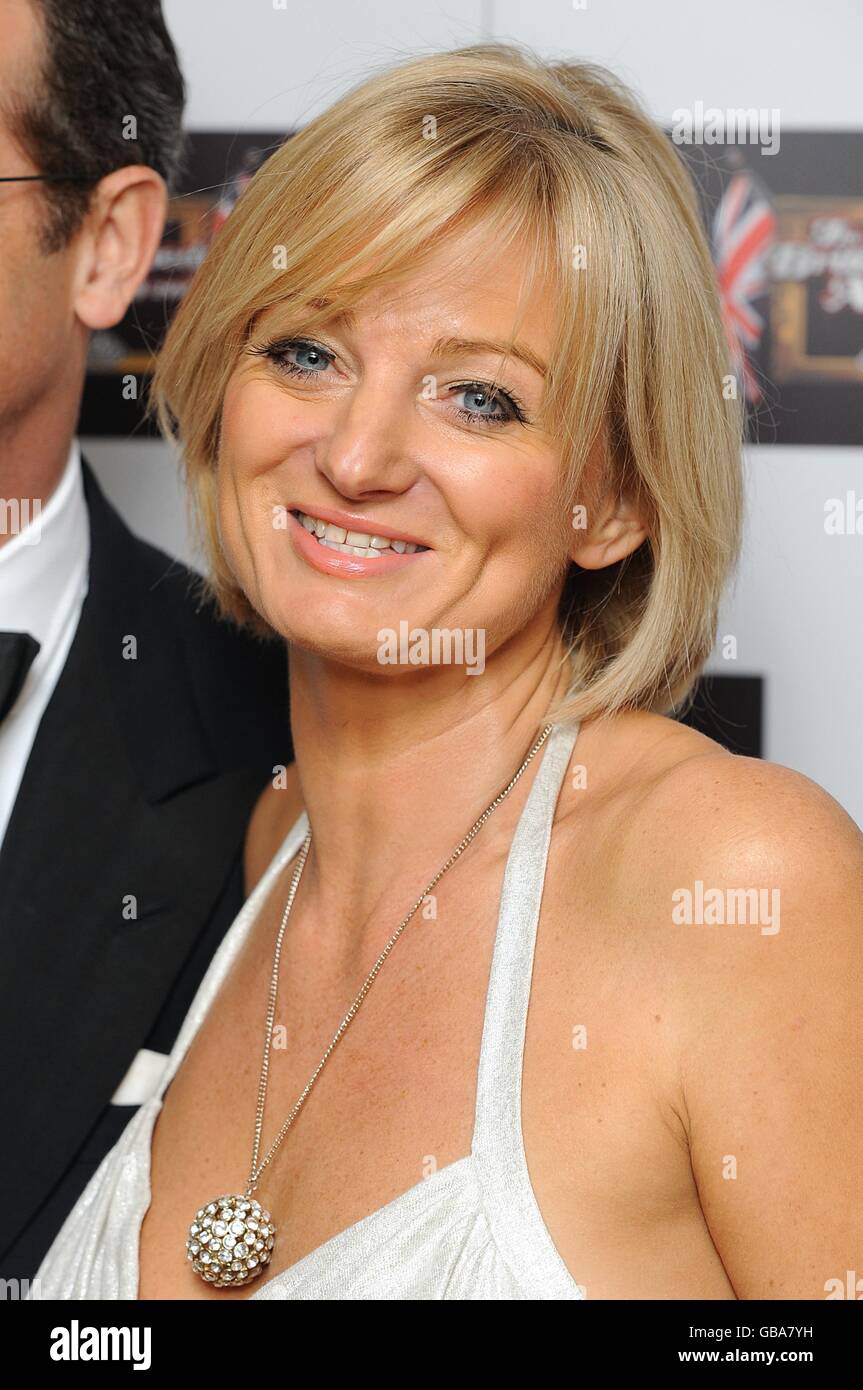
[85,0,863,824]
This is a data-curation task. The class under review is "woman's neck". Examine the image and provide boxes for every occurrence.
[285,626,573,931]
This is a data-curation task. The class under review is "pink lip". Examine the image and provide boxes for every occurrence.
[286,509,432,579]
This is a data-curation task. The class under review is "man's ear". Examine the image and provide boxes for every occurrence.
[569,486,649,570]
[73,165,167,331]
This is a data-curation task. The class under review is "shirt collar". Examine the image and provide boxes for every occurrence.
[0,440,89,644]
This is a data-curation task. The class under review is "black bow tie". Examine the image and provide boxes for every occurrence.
[0,631,41,723]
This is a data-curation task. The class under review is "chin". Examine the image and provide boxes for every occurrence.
[248,582,390,664]
[265,615,417,676]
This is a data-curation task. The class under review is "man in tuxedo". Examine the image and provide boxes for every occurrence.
[0,0,291,1280]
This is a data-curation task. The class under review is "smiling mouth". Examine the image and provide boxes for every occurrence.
[291,509,430,558]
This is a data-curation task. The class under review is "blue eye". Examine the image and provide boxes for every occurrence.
[286,341,331,373]
[452,382,526,427]
[461,387,497,414]
[249,339,529,428]
[252,337,334,378]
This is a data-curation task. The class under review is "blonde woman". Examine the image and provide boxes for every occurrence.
[31,44,863,1301]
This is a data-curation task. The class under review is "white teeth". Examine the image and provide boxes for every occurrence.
[320,538,382,557]
[294,510,427,557]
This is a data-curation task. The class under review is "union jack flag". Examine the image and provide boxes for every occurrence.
[712,168,777,403]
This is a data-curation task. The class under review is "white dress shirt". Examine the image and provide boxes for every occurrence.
[0,441,90,850]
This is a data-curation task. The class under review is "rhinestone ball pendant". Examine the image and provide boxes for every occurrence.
[186,1194,276,1288]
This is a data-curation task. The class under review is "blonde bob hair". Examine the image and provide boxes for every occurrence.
[152,42,744,727]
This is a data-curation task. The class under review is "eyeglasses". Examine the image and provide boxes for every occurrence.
[0,174,98,183]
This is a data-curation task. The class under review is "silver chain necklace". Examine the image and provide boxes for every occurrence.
[185,722,554,1288]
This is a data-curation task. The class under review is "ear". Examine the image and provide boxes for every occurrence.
[72,165,167,331]
[569,486,649,570]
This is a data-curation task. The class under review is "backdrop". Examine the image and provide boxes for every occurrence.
[81,0,863,826]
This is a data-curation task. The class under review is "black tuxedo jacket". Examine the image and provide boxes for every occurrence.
[0,460,291,1279]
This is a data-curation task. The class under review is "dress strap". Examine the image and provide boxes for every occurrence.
[470,719,585,1297]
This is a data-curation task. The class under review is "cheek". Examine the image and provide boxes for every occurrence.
[0,236,75,410]
[512,490,573,613]
[216,380,275,596]
[219,376,298,478]
[218,377,314,534]
[465,451,570,573]
[219,378,294,524]
[436,448,570,638]
[508,467,575,625]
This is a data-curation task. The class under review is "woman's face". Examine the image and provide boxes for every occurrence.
[217,230,579,675]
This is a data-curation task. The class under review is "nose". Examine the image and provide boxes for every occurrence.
[315,379,422,500]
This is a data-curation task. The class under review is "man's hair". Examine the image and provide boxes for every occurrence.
[8,0,185,252]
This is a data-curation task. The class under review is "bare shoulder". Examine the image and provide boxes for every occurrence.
[561,706,863,993]
[243,761,304,895]
[558,709,863,1296]
[582,716,863,1298]
[627,712,863,922]
[576,708,863,917]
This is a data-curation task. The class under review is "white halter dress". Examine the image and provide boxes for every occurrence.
[30,721,586,1299]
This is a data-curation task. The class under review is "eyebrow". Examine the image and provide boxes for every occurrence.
[308,306,547,380]
[430,336,548,380]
